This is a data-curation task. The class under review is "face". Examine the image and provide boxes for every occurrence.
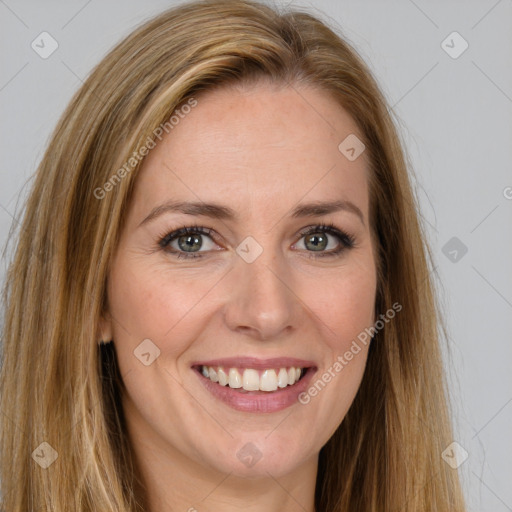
[101,81,377,482]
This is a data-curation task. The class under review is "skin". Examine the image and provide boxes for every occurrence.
[100,81,377,512]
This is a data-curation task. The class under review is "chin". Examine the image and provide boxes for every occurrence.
[201,436,312,478]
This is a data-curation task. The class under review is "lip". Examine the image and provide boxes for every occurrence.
[192,358,318,413]
[191,357,316,370]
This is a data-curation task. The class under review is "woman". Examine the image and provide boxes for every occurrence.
[0,0,467,510]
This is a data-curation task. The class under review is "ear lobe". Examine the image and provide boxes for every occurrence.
[97,312,113,344]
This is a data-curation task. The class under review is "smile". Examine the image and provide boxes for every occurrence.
[191,357,317,413]
[199,365,305,392]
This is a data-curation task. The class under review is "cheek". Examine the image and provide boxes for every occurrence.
[301,257,376,413]
[107,259,215,361]
[316,257,377,349]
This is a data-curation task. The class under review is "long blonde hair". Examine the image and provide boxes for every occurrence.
[0,1,466,510]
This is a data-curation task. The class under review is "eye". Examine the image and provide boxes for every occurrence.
[157,222,356,260]
[294,222,356,258]
[158,225,219,259]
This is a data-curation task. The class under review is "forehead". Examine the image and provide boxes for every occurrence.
[130,83,370,224]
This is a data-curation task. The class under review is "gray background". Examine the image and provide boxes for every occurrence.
[1,0,511,510]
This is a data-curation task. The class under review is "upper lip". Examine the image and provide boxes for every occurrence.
[191,357,317,370]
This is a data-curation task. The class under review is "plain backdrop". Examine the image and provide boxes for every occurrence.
[1,1,511,510]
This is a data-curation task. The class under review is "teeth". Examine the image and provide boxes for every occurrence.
[289,367,302,384]
[208,367,218,382]
[228,368,242,388]
[200,365,305,392]
[217,367,229,386]
[242,369,260,391]
[277,368,288,388]
[260,369,278,391]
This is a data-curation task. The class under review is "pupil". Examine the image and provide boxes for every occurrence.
[307,233,326,251]
[179,235,202,252]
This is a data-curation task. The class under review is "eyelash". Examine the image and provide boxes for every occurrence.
[157,222,356,260]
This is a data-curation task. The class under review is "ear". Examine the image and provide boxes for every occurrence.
[97,311,113,344]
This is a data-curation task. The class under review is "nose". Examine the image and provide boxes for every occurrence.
[222,244,305,341]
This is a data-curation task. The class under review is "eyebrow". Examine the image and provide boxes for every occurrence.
[138,199,365,227]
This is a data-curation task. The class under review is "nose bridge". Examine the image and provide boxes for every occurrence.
[222,236,301,340]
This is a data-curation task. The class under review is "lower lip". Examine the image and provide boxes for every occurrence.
[194,367,316,413]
